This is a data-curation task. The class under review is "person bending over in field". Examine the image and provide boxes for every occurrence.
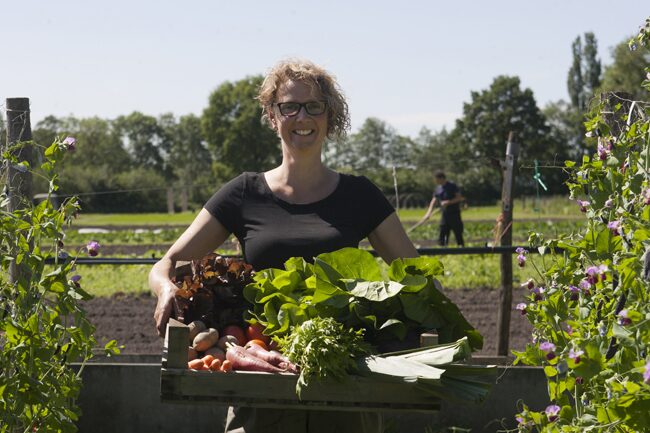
[149,58,418,433]
[409,170,465,247]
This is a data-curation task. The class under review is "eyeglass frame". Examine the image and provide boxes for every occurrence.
[273,101,328,117]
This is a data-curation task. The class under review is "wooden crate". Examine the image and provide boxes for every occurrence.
[160,319,441,412]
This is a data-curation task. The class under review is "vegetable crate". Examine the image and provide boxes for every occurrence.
[160,319,441,413]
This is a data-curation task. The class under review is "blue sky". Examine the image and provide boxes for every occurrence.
[2,1,647,137]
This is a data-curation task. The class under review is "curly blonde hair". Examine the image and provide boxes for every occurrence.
[258,59,351,140]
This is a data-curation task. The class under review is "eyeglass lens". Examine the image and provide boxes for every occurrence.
[277,101,326,116]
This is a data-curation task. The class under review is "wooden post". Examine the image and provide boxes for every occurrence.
[5,98,33,284]
[496,132,519,356]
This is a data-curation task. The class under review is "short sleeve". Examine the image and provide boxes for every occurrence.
[203,174,246,234]
[356,176,395,236]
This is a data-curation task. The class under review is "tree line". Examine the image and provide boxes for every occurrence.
[1,34,647,213]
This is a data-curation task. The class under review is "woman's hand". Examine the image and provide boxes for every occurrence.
[154,280,179,338]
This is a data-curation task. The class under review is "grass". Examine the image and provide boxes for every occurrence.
[71,196,581,227]
[66,195,581,297]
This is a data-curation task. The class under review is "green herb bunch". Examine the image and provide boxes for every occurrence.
[278,316,371,397]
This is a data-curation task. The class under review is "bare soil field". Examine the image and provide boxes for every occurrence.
[82,288,533,357]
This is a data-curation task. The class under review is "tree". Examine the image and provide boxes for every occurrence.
[164,113,214,206]
[567,32,602,112]
[114,112,168,175]
[599,36,650,101]
[451,76,568,201]
[201,76,280,180]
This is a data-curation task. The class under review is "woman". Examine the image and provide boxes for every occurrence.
[149,59,418,433]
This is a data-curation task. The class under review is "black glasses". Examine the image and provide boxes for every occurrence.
[275,101,327,117]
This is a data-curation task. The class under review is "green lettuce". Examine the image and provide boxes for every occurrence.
[243,247,483,350]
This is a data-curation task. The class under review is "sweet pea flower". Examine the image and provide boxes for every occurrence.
[579,279,592,294]
[643,188,650,206]
[569,348,584,364]
[556,361,568,375]
[62,136,76,151]
[531,286,545,301]
[597,142,610,160]
[617,309,632,326]
[58,250,69,260]
[644,361,650,384]
[515,247,527,267]
[515,303,528,315]
[604,198,614,208]
[585,266,600,285]
[521,278,535,290]
[607,220,621,236]
[576,200,590,213]
[86,240,101,257]
[598,264,608,281]
[567,285,580,301]
[70,274,82,288]
[545,404,561,422]
[540,341,556,360]
[576,376,584,385]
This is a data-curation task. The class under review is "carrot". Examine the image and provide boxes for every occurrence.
[220,360,233,372]
[188,358,206,370]
[244,344,298,372]
[226,344,285,373]
[209,358,222,371]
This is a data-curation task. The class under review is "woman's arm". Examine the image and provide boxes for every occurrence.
[149,208,231,337]
[368,212,419,265]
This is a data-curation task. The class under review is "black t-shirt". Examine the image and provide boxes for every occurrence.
[434,181,461,219]
[204,172,394,270]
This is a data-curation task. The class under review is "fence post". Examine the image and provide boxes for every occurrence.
[5,97,33,284]
[496,132,519,356]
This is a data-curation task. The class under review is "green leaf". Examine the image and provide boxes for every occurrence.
[346,280,404,301]
[315,247,382,280]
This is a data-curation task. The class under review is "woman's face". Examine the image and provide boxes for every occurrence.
[270,80,328,152]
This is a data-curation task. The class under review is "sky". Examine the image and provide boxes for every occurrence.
[1,1,648,138]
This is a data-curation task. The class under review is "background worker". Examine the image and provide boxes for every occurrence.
[409,170,465,247]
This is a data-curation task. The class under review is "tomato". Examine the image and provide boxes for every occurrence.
[245,339,268,351]
[245,323,270,345]
[222,325,247,345]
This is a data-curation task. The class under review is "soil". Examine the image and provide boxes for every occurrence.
[81,288,533,357]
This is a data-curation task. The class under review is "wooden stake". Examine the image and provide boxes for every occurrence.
[5,97,33,285]
[496,132,519,356]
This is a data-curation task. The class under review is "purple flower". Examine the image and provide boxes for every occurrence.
[569,348,584,364]
[531,286,545,301]
[517,254,526,267]
[604,198,614,208]
[515,247,526,255]
[597,142,609,160]
[86,240,101,257]
[545,404,561,422]
[598,264,608,280]
[62,136,76,151]
[585,266,600,285]
[515,303,527,315]
[576,376,584,385]
[70,274,82,287]
[643,188,650,206]
[579,279,591,292]
[540,341,556,360]
[567,285,580,301]
[607,220,621,236]
[521,278,535,290]
[617,309,632,326]
[576,200,590,213]
[58,251,69,260]
[644,361,650,384]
